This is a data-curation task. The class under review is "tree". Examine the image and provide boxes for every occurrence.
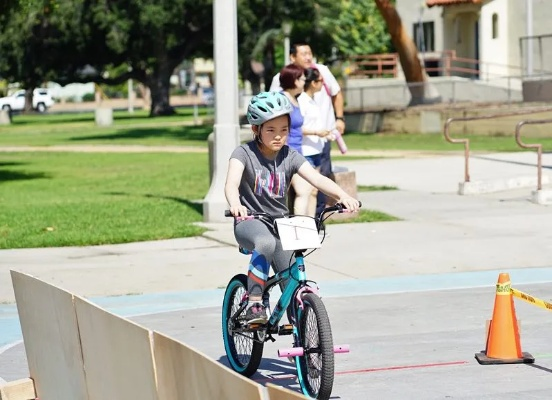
[0,0,87,112]
[236,0,338,94]
[320,0,391,57]
[374,0,440,105]
[80,0,214,116]
[0,0,214,116]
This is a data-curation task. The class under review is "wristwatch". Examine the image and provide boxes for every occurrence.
[335,116,345,122]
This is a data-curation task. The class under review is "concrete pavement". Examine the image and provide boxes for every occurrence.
[2,151,552,398]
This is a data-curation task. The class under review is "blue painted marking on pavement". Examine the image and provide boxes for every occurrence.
[2,266,552,350]
[0,304,22,351]
[91,289,225,317]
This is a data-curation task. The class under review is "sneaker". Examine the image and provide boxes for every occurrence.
[245,302,268,324]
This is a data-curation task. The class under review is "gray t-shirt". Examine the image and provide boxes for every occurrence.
[231,141,307,216]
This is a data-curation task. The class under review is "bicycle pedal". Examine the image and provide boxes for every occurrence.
[248,322,267,330]
[278,324,294,335]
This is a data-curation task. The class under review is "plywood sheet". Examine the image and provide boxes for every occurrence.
[74,296,158,400]
[153,331,263,400]
[10,271,87,400]
[0,378,36,400]
[266,383,307,400]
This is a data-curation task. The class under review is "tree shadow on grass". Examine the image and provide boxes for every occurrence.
[106,192,203,215]
[0,162,25,167]
[11,113,95,126]
[0,169,49,183]
[68,124,212,142]
[0,161,50,183]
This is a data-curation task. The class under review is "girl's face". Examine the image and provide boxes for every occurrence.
[254,114,289,154]
[312,76,323,93]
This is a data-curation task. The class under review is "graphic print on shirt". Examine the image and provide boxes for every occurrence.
[254,168,286,198]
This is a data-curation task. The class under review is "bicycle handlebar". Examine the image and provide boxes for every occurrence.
[224,201,362,221]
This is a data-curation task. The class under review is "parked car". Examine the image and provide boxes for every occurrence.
[201,87,214,105]
[0,89,55,113]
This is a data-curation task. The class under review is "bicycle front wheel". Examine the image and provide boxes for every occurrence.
[221,274,264,377]
[295,293,335,400]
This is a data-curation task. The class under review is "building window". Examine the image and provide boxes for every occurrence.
[413,21,435,52]
[492,13,498,39]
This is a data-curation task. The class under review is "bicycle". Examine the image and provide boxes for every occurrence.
[221,202,360,399]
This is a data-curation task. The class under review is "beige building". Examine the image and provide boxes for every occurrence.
[396,0,552,80]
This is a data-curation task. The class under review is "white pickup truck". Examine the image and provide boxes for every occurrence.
[0,89,55,113]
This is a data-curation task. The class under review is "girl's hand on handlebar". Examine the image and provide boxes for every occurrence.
[229,205,249,219]
[338,197,361,212]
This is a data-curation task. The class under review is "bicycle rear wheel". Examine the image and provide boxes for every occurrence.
[295,293,335,399]
[221,274,264,377]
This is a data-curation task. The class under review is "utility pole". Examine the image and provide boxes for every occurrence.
[202,0,240,222]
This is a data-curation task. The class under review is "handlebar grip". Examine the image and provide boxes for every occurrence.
[224,210,254,217]
[336,200,362,210]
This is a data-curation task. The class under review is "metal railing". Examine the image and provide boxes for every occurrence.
[443,107,552,183]
[348,54,399,78]
[347,50,552,80]
[515,119,552,191]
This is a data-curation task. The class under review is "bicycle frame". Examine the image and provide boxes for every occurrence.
[261,251,318,330]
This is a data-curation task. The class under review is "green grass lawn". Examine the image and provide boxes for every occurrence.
[0,108,214,147]
[342,132,552,153]
[0,152,208,249]
[3,110,552,152]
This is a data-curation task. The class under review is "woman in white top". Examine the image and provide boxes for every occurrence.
[297,68,331,217]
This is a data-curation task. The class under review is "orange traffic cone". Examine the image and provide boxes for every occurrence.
[475,273,534,364]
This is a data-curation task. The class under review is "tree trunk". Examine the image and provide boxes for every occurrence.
[148,77,174,116]
[262,42,275,92]
[24,89,34,113]
[374,0,441,106]
[147,58,176,116]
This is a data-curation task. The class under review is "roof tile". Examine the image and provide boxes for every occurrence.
[426,0,482,7]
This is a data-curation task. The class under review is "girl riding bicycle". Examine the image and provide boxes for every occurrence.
[224,91,360,325]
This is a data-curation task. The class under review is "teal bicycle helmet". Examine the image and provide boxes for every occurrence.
[246,91,292,125]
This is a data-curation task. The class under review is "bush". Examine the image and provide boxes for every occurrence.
[82,93,95,102]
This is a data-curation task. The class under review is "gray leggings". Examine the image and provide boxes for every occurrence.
[234,219,294,296]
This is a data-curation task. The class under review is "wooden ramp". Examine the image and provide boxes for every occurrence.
[74,296,159,400]
[10,271,313,400]
[153,331,263,400]
[266,383,307,399]
[11,271,87,400]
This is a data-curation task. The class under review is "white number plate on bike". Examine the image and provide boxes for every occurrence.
[275,216,321,250]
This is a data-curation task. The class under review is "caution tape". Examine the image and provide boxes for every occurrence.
[510,288,552,311]
[496,280,511,295]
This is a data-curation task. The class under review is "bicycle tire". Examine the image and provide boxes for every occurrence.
[221,274,264,377]
[295,292,335,399]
